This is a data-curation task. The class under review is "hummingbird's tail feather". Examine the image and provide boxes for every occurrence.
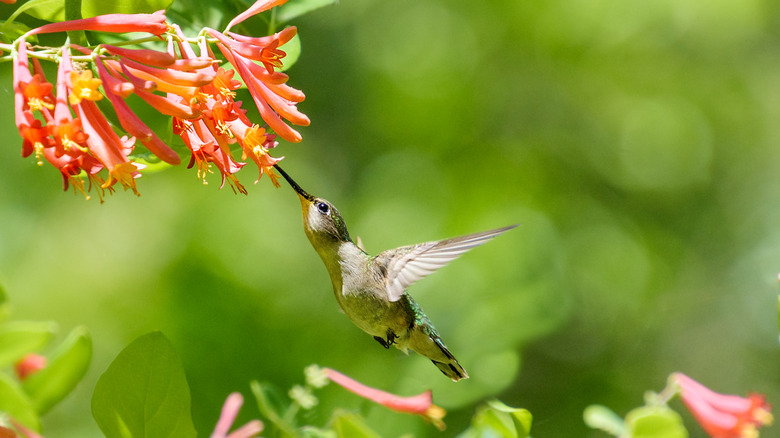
[431,337,469,381]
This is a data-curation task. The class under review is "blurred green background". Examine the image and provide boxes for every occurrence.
[1,0,779,436]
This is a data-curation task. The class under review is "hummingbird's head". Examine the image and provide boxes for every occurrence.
[274,165,352,244]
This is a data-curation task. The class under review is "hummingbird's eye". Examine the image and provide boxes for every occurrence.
[316,202,330,214]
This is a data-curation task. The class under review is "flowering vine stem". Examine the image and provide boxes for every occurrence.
[7,0,309,201]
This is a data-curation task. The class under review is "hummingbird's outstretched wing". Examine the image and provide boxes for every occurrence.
[380,225,517,302]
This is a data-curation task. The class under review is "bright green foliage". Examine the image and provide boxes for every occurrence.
[0,306,91,431]
[583,404,627,436]
[584,404,689,438]
[91,331,197,438]
[251,380,300,436]
[330,411,382,438]
[21,326,91,414]
[276,0,338,23]
[625,406,688,438]
[0,284,8,322]
[0,372,39,431]
[0,321,56,368]
[280,33,301,73]
[460,400,533,438]
[19,0,173,22]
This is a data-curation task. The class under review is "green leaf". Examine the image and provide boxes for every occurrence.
[460,400,533,438]
[275,0,337,23]
[583,404,626,436]
[0,284,11,324]
[0,372,40,432]
[64,0,88,46]
[83,0,175,18]
[22,326,91,414]
[330,410,382,438]
[0,21,32,44]
[91,331,196,438]
[250,380,298,437]
[625,406,688,438]
[21,0,173,22]
[487,400,533,437]
[0,284,10,323]
[0,321,57,368]
[280,32,301,72]
[4,0,63,26]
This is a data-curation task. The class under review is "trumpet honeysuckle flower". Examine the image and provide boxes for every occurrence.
[323,368,447,431]
[28,11,168,36]
[74,98,145,195]
[672,373,773,438]
[19,119,50,164]
[225,0,289,31]
[208,28,309,143]
[231,122,282,185]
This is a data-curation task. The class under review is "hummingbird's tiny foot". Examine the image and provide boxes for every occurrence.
[385,329,398,346]
[373,336,390,349]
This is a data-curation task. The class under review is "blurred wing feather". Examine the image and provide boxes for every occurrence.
[383,225,517,302]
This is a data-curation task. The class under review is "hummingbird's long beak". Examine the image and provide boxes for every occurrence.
[273,164,315,202]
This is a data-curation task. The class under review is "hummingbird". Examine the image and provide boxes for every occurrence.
[273,165,516,381]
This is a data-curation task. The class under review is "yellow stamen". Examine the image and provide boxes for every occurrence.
[27,97,55,112]
[34,142,45,166]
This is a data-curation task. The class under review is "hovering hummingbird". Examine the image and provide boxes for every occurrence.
[273,165,516,381]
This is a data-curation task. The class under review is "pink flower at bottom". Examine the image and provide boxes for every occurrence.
[323,367,447,430]
[211,393,263,438]
[673,372,773,438]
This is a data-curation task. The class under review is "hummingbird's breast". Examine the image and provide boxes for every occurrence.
[334,245,411,338]
[337,288,411,338]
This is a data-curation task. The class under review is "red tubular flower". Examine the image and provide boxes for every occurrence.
[323,368,447,430]
[673,373,773,438]
[29,11,168,36]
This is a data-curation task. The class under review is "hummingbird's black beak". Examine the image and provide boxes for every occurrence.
[273,164,315,202]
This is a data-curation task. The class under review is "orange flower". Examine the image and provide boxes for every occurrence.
[21,74,54,112]
[19,119,50,164]
[69,70,103,105]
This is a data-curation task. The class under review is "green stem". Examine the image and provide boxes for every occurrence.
[64,0,88,47]
[281,402,301,425]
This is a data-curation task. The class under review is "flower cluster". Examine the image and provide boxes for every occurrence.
[672,373,773,438]
[12,0,308,200]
